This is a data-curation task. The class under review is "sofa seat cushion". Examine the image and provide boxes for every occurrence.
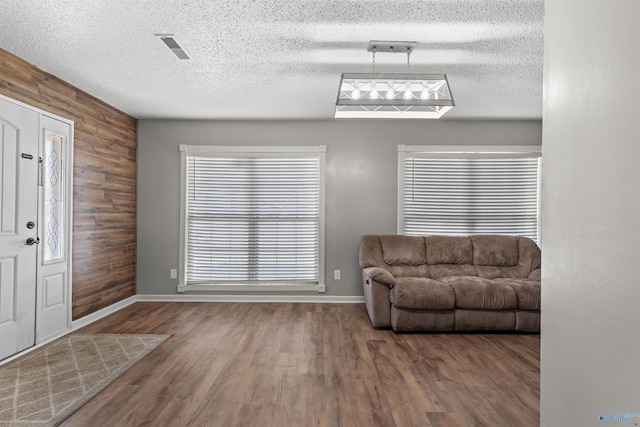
[390,277,455,310]
[439,276,518,310]
[494,278,541,310]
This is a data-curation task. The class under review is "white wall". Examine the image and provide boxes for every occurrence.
[137,119,541,297]
[541,1,640,426]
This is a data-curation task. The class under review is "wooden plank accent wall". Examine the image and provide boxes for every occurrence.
[0,48,138,320]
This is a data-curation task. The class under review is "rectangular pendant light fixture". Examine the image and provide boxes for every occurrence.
[335,73,454,119]
[334,42,454,119]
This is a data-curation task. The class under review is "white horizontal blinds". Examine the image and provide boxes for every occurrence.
[402,153,540,241]
[186,155,320,284]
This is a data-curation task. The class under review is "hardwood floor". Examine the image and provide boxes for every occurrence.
[61,303,539,427]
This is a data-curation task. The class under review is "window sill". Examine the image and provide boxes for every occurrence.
[177,283,325,293]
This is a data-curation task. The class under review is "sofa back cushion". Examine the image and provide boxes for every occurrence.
[429,264,477,280]
[471,235,518,266]
[359,235,430,278]
[359,235,387,268]
[359,234,540,280]
[473,236,540,279]
[379,235,426,266]
[425,236,473,264]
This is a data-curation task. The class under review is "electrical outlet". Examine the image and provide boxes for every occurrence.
[334,270,341,280]
[170,269,177,279]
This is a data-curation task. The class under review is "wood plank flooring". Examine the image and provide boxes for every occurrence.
[61,303,539,427]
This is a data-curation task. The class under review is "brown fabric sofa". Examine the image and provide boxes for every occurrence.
[359,235,541,332]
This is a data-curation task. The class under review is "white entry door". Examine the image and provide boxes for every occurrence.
[0,98,40,360]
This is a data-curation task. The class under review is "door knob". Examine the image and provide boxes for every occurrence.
[26,237,40,246]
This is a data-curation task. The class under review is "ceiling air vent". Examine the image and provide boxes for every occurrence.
[156,34,190,60]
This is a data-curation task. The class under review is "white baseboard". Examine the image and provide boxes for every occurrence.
[137,294,364,303]
[177,283,325,293]
[71,295,138,331]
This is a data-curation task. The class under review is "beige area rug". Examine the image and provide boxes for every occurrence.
[0,334,169,426]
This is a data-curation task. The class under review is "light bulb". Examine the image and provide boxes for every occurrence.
[352,89,361,99]
[369,80,378,99]
[403,82,412,99]
[420,91,430,99]
[386,81,395,99]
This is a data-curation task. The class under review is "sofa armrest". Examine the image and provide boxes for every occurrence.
[363,267,395,288]
[528,268,541,281]
[362,267,394,328]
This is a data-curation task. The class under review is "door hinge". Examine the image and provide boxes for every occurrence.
[38,157,43,186]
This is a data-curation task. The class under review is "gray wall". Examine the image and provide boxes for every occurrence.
[137,119,541,297]
[541,1,640,426]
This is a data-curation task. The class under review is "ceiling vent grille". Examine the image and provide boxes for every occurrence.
[156,34,190,60]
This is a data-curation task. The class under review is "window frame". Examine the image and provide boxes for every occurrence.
[178,144,326,293]
[397,144,542,242]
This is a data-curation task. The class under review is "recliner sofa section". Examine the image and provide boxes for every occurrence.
[359,235,541,333]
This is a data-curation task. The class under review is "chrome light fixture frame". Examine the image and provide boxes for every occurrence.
[335,73,454,119]
[335,42,454,119]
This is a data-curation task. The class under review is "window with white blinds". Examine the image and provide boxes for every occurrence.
[179,145,325,290]
[399,146,541,242]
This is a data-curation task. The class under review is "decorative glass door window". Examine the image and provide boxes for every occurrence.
[42,131,65,263]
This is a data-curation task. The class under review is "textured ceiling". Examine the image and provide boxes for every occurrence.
[0,0,543,120]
